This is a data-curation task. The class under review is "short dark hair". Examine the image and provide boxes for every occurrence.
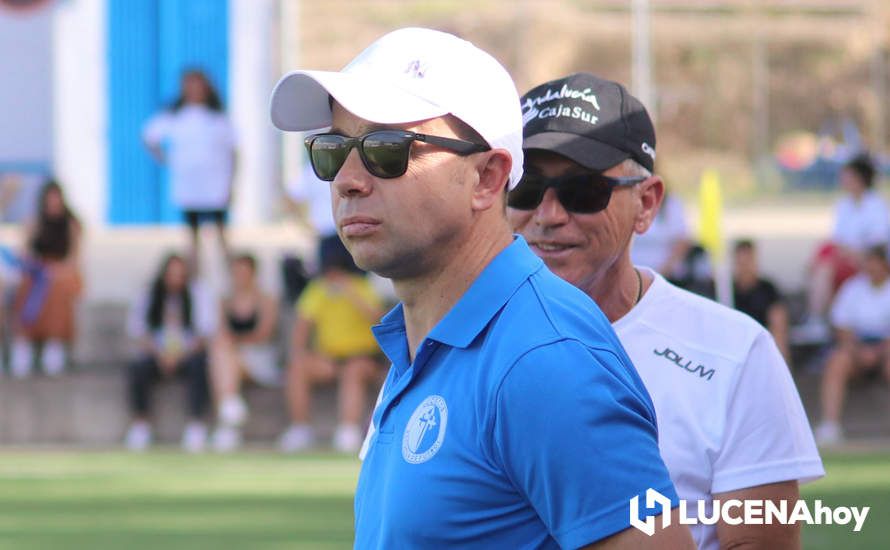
[865,244,888,263]
[448,115,487,147]
[172,69,223,112]
[734,239,756,254]
[319,235,356,273]
[844,153,877,189]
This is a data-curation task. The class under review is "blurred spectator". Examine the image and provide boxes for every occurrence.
[10,179,82,378]
[815,246,890,446]
[209,253,280,452]
[288,163,362,276]
[796,153,889,343]
[286,164,397,306]
[732,239,791,364]
[124,253,216,453]
[279,237,384,453]
[143,69,237,273]
[631,189,691,279]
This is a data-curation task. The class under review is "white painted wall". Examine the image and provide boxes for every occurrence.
[278,0,303,192]
[229,0,279,225]
[52,0,106,227]
[0,6,53,167]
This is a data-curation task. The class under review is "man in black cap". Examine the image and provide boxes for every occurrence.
[509,73,824,550]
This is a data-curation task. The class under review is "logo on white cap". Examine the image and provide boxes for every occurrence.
[404,59,427,79]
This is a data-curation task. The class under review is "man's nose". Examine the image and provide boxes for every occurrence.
[534,188,570,227]
[332,149,373,198]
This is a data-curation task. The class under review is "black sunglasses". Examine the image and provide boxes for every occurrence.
[507,172,647,214]
[304,130,490,181]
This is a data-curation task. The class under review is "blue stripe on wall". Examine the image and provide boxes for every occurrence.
[107,0,229,225]
[108,0,160,224]
[156,0,229,223]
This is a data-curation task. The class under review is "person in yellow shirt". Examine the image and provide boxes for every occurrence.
[279,237,384,452]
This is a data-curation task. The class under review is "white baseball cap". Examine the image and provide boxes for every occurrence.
[269,27,524,188]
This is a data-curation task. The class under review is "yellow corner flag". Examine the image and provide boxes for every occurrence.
[698,169,733,306]
[698,169,724,262]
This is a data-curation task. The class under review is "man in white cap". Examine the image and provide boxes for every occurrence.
[510,72,824,550]
[270,28,694,549]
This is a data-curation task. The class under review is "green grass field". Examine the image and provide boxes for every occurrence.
[0,449,886,549]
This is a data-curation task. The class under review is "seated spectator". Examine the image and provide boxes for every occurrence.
[815,246,890,446]
[209,253,280,452]
[732,239,791,363]
[631,189,691,280]
[10,179,83,378]
[124,253,216,452]
[279,237,384,453]
[797,153,889,343]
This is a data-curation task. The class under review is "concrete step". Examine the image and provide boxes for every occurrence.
[795,368,890,440]
[0,368,377,447]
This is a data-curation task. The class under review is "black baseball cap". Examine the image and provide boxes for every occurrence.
[520,73,656,173]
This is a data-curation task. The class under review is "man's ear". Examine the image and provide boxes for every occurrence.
[634,175,665,235]
[471,149,512,212]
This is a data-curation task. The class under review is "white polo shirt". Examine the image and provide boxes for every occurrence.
[830,274,890,339]
[143,105,237,210]
[613,270,824,550]
[832,190,890,251]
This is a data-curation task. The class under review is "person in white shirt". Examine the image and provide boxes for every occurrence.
[815,245,890,445]
[796,154,890,342]
[509,73,824,550]
[143,70,237,273]
[631,189,690,279]
[124,253,218,453]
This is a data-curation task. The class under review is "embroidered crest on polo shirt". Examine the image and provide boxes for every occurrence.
[402,395,448,464]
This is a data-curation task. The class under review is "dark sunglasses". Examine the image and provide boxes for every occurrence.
[304,130,490,181]
[507,172,647,214]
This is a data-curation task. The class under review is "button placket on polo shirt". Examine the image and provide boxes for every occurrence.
[376,338,441,438]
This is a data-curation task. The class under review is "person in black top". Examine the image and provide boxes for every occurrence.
[208,253,279,451]
[732,239,791,364]
[10,179,83,378]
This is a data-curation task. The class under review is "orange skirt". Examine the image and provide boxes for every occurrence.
[14,260,83,342]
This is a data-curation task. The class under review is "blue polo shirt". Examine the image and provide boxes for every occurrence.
[354,237,678,549]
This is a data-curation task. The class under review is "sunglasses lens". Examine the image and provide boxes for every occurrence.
[558,177,612,213]
[508,176,548,210]
[508,173,614,213]
[362,132,412,178]
[310,135,351,181]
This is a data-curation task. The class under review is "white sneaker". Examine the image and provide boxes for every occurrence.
[125,421,152,452]
[279,424,315,453]
[42,340,66,376]
[211,425,242,453]
[815,421,844,447]
[333,424,363,453]
[10,339,33,379]
[218,395,248,427]
[181,421,208,453]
